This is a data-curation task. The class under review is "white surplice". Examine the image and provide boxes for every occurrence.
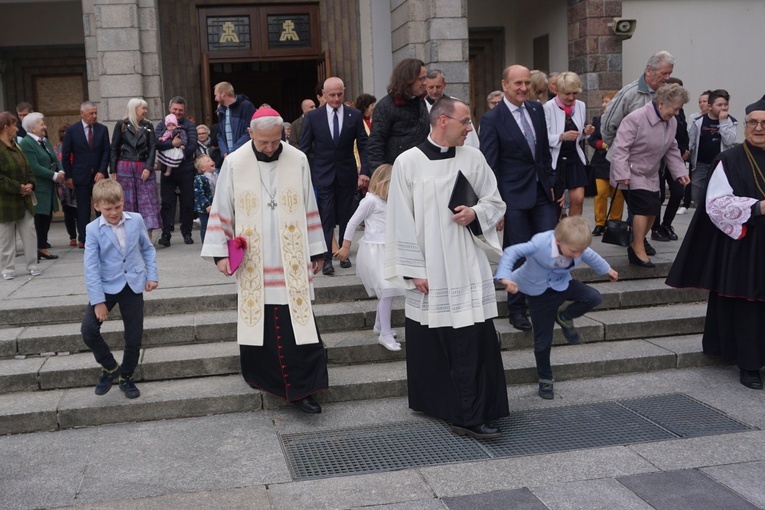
[201,141,326,345]
[384,142,506,329]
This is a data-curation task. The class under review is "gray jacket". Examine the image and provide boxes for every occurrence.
[601,73,653,147]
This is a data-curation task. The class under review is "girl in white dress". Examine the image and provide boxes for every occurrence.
[335,164,403,351]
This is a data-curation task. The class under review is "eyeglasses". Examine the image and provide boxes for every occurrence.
[745,120,765,129]
[489,100,502,106]
[443,115,472,126]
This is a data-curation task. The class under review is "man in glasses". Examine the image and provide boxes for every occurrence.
[667,95,765,391]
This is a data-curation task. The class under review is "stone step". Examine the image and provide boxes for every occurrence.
[0,334,717,436]
[0,259,682,328]
[0,302,708,395]
[1,279,706,357]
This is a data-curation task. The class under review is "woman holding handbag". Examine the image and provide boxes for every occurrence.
[589,90,624,235]
[543,72,594,218]
[610,84,690,267]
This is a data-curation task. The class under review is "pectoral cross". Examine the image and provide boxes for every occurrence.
[267,198,277,210]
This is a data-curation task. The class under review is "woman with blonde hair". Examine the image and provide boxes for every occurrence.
[529,70,549,103]
[334,164,403,351]
[110,98,162,239]
[543,71,595,217]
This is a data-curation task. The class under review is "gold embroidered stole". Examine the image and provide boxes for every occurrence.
[232,145,319,346]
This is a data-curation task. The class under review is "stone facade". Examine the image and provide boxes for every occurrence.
[567,0,624,121]
[391,0,471,105]
[83,0,162,127]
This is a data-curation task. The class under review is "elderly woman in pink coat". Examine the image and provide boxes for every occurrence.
[610,84,691,267]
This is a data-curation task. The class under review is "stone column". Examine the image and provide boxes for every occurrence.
[82,0,162,127]
[390,0,471,105]
[567,0,623,121]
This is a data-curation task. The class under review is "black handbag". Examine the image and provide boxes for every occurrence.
[602,185,630,246]
[582,140,598,197]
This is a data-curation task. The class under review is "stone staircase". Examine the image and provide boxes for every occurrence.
[0,255,713,436]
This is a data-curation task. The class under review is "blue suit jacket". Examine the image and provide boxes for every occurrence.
[494,231,610,296]
[299,105,369,185]
[61,122,110,185]
[84,212,158,305]
[479,100,555,210]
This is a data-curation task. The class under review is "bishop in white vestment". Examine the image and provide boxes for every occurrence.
[201,108,328,413]
[385,98,509,439]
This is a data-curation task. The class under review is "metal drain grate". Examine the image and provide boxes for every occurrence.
[618,393,753,438]
[478,401,676,458]
[279,393,756,480]
[280,420,490,480]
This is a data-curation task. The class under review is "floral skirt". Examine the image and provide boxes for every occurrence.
[115,160,162,230]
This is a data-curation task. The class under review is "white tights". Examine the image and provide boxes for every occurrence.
[374,296,394,335]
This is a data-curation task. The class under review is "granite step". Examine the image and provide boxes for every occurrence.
[0,334,717,436]
[1,279,706,358]
[0,302,708,395]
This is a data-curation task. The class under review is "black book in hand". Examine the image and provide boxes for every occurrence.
[448,170,482,235]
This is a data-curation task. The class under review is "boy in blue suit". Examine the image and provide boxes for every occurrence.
[495,216,618,399]
[81,179,158,399]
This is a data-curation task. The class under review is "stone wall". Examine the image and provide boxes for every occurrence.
[83,0,162,127]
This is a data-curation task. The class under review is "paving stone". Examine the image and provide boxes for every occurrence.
[63,485,271,510]
[627,430,765,471]
[420,446,658,497]
[646,334,716,368]
[267,469,433,510]
[617,468,760,510]
[702,460,765,509]
[0,427,98,509]
[0,326,21,356]
[531,478,654,509]
[443,487,547,509]
[74,413,290,504]
[140,342,240,380]
[0,388,62,435]
[0,356,44,393]
[57,375,260,429]
[351,500,447,510]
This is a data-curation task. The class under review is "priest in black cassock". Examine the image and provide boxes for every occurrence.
[385,97,509,439]
[666,95,765,390]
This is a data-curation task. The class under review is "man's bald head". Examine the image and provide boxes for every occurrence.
[323,77,345,109]
[501,65,531,107]
[301,99,316,114]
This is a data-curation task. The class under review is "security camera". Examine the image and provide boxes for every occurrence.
[610,18,636,39]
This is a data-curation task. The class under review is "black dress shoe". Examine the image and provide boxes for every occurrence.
[509,312,532,331]
[293,395,322,413]
[451,423,502,439]
[157,235,170,247]
[740,369,763,390]
[643,238,656,256]
[322,260,335,275]
[663,224,679,241]
[627,246,655,268]
[651,226,670,242]
[591,225,605,236]
[339,259,352,269]
[37,251,58,261]
[183,235,194,245]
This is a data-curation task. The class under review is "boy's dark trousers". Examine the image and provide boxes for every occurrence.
[527,280,602,382]
[81,284,144,377]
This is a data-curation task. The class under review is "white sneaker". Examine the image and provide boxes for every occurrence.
[373,326,397,338]
[30,269,42,276]
[2,273,14,280]
[378,333,401,351]
[676,207,688,215]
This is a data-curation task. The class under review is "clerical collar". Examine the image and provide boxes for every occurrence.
[251,141,283,162]
[418,136,456,160]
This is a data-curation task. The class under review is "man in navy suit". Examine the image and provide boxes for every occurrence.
[300,77,369,275]
[61,101,111,247]
[479,65,557,331]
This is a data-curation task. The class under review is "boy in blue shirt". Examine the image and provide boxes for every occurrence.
[81,179,158,399]
[495,216,617,399]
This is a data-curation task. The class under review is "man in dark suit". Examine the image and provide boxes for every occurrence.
[479,65,558,331]
[61,101,111,247]
[300,77,369,275]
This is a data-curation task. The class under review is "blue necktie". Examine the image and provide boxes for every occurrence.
[332,108,339,144]
[518,105,536,159]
